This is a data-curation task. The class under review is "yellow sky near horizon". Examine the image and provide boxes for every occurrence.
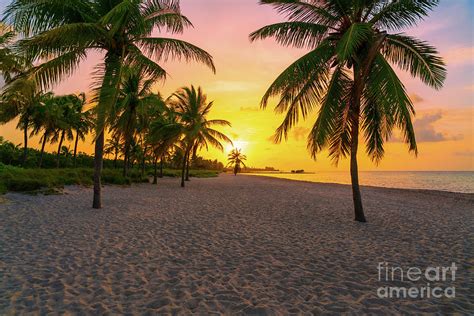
[0,0,473,171]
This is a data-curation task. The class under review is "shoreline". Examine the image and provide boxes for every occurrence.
[239,172,474,196]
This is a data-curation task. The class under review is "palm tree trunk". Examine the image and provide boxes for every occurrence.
[73,131,79,168]
[350,67,366,223]
[22,121,28,166]
[159,159,163,178]
[181,148,189,187]
[141,146,147,178]
[93,130,105,209]
[185,156,190,181]
[38,133,48,168]
[153,156,158,184]
[56,130,65,168]
[114,151,118,169]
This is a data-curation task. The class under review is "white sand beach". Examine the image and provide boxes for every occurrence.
[1,174,473,314]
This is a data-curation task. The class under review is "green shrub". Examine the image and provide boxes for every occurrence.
[7,178,46,192]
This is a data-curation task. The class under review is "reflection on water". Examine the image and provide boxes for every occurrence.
[252,171,474,193]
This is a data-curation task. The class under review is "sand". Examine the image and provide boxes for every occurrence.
[1,174,473,314]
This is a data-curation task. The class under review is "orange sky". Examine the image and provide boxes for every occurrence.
[0,0,473,171]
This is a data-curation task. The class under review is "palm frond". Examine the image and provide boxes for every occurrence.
[249,22,328,49]
[336,22,372,62]
[369,0,439,31]
[383,33,446,89]
[138,37,215,73]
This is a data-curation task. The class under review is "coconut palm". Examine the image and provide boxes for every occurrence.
[104,134,122,169]
[51,95,79,168]
[30,92,58,167]
[111,66,166,177]
[0,74,49,165]
[147,104,182,184]
[227,148,247,176]
[5,0,215,208]
[0,24,23,82]
[70,93,93,167]
[171,86,232,187]
[250,0,446,222]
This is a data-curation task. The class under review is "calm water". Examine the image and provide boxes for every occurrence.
[252,171,474,193]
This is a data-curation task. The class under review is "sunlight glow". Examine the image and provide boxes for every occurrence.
[227,140,249,153]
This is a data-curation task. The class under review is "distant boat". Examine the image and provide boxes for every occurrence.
[291,169,304,174]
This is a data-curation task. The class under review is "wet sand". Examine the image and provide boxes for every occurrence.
[1,174,473,314]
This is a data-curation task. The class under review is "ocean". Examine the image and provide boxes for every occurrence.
[251,171,474,193]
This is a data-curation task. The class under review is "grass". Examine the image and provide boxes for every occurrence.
[0,163,220,194]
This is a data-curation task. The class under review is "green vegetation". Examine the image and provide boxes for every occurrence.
[2,0,219,209]
[251,0,446,222]
[0,163,219,195]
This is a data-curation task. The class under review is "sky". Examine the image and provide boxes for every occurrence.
[0,0,473,171]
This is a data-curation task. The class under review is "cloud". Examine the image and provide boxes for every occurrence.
[240,106,260,112]
[390,112,464,143]
[292,127,310,141]
[409,93,424,103]
[414,112,463,142]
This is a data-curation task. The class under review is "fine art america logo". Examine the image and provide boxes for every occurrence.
[377,262,457,299]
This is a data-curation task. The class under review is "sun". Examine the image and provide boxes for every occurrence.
[226,140,248,153]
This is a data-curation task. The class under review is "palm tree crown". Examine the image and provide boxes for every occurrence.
[250,0,446,221]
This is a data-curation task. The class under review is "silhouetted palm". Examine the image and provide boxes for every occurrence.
[250,0,446,222]
[227,148,247,176]
[171,86,232,187]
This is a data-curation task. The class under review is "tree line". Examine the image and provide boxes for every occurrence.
[0,1,229,208]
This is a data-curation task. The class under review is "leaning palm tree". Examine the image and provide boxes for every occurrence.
[250,0,446,222]
[171,86,232,187]
[227,148,247,176]
[5,0,215,208]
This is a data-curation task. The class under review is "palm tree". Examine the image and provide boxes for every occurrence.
[0,75,48,165]
[5,0,215,208]
[250,0,446,222]
[112,66,166,177]
[148,105,182,184]
[70,93,93,167]
[227,148,247,176]
[104,135,122,169]
[51,95,77,168]
[0,24,23,82]
[171,86,232,187]
[30,92,58,167]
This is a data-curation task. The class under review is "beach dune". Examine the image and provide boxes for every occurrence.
[1,174,473,314]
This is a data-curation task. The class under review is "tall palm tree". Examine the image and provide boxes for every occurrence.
[30,92,58,167]
[51,95,77,168]
[104,134,122,169]
[70,93,93,167]
[250,0,446,222]
[0,74,48,165]
[227,148,247,176]
[171,86,232,187]
[111,66,166,177]
[5,0,215,208]
[148,104,182,184]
